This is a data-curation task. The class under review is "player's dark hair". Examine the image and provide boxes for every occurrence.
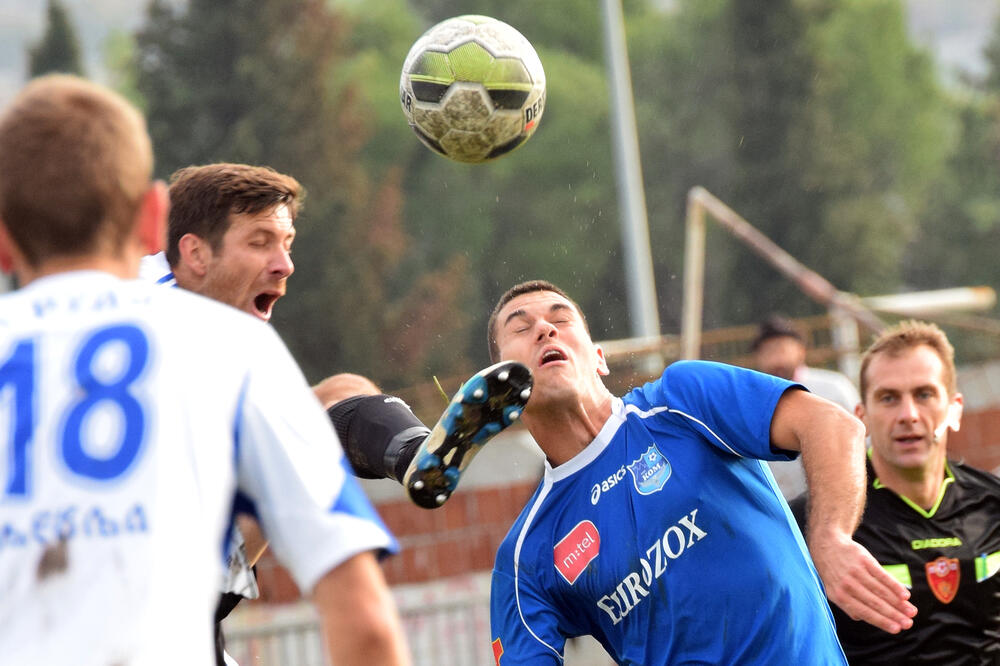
[165,163,303,266]
[859,319,957,401]
[0,75,152,267]
[487,280,589,362]
[750,314,804,352]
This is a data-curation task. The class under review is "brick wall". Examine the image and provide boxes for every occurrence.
[250,406,1000,604]
[948,406,1000,473]
[252,479,539,603]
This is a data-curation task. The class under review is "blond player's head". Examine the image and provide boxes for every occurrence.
[0,74,160,273]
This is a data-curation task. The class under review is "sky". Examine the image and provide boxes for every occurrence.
[0,0,997,108]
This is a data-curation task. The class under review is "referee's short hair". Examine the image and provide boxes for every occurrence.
[859,320,956,400]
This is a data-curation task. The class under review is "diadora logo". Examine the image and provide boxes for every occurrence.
[627,445,671,495]
[911,537,962,550]
[591,466,627,505]
[554,520,601,585]
[596,508,707,624]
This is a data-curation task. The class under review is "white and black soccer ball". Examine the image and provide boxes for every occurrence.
[399,15,546,164]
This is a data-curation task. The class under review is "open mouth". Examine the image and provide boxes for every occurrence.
[539,348,567,367]
[894,434,924,446]
[253,292,280,320]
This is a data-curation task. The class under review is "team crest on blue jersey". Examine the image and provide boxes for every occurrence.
[628,444,671,495]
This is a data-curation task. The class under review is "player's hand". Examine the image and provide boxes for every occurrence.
[808,529,917,634]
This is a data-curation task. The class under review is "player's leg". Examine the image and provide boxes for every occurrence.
[402,361,532,508]
[326,361,532,508]
[327,392,430,481]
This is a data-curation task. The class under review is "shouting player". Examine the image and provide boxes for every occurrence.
[138,162,531,663]
[0,75,409,665]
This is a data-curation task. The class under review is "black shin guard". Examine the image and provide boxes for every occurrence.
[326,395,430,483]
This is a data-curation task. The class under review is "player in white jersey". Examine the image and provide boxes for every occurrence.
[0,74,410,665]
[141,162,532,662]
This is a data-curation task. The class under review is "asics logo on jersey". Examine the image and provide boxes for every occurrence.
[554,520,601,585]
[591,466,627,505]
[596,508,707,624]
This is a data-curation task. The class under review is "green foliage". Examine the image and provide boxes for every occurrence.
[127,0,995,377]
[631,0,951,331]
[134,0,476,387]
[28,0,85,77]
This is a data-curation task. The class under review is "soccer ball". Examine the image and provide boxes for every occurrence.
[399,15,546,163]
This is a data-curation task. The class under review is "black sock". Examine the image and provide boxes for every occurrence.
[327,395,430,483]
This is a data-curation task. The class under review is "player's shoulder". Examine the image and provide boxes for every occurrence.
[950,459,1000,496]
[138,251,174,286]
[143,282,279,349]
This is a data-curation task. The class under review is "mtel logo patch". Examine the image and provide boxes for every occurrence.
[554,520,600,585]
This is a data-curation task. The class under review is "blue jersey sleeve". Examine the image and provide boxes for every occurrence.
[630,360,800,461]
[490,568,565,665]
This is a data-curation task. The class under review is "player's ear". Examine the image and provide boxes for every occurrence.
[0,219,16,273]
[947,394,963,433]
[854,402,869,432]
[595,344,610,377]
[136,181,168,256]
[177,232,211,277]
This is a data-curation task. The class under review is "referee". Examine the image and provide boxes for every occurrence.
[793,320,1000,664]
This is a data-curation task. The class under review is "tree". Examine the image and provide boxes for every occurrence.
[134,0,477,387]
[28,0,85,77]
[628,0,950,333]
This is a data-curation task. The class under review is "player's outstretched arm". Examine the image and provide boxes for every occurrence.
[770,389,918,634]
[313,550,411,665]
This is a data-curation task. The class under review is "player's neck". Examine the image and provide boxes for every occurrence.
[523,392,614,467]
[16,253,139,285]
[872,453,948,511]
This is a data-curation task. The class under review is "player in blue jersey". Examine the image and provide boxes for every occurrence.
[485,280,918,665]
[0,74,409,665]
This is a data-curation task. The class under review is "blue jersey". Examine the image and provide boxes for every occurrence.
[490,360,846,665]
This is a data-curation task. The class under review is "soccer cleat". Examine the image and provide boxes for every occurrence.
[404,360,533,509]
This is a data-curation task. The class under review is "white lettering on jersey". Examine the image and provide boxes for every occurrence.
[595,508,708,624]
[590,465,627,505]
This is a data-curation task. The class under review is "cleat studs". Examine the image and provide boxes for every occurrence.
[509,409,520,421]
[435,493,448,505]
[473,388,484,399]
[498,370,509,382]
[520,388,531,400]
[413,480,424,490]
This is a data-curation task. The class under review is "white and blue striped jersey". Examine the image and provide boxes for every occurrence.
[490,360,846,665]
[0,271,395,665]
[140,250,258,603]
[139,251,175,287]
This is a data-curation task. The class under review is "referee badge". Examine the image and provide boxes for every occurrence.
[925,556,960,604]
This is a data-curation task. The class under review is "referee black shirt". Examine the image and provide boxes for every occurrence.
[790,457,1000,665]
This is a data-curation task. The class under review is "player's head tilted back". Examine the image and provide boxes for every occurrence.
[488,279,608,414]
[0,74,165,282]
[165,163,302,321]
